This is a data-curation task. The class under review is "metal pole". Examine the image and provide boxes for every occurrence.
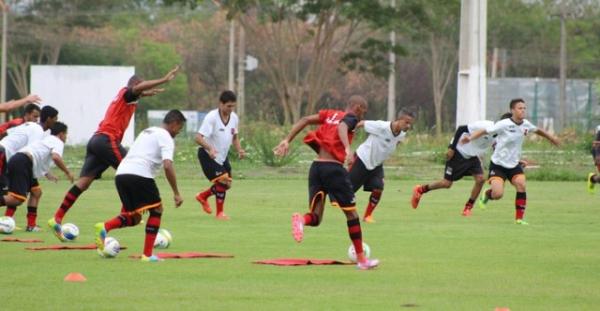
[1,2,7,103]
[237,24,245,118]
[587,81,592,131]
[559,13,567,131]
[533,77,539,125]
[387,0,396,121]
[228,19,235,91]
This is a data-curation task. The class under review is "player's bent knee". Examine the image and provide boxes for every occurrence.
[131,214,143,225]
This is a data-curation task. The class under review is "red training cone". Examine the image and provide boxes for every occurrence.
[64,272,87,282]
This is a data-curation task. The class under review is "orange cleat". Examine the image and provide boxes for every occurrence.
[195,192,212,214]
[291,213,304,243]
[216,212,230,220]
[411,185,423,209]
[363,215,376,223]
[461,208,472,217]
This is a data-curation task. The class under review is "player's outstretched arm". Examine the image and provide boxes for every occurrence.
[51,153,74,183]
[273,114,320,156]
[163,159,183,208]
[460,129,486,145]
[131,65,180,96]
[535,128,560,147]
[0,94,41,112]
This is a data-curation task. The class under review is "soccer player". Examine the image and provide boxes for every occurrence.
[349,110,415,223]
[49,65,180,240]
[273,95,379,270]
[461,99,560,225]
[411,119,496,216]
[0,104,42,138]
[194,90,245,220]
[94,110,185,262]
[0,94,42,113]
[586,125,600,193]
[0,122,73,228]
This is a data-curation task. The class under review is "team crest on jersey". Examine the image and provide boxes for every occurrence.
[445,167,453,176]
[231,128,235,135]
[524,129,529,136]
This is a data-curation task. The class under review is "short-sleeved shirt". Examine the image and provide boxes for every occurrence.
[595,125,600,141]
[19,135,64,178]
[488,118,537,168]
[197,109,239,166]
[456,120,495,158]
[355,120,406,170]
[96,87,139,142]
[0,118,25,136]
[116,127,175,179]
[303,109,358,163]
[0,122,45,159]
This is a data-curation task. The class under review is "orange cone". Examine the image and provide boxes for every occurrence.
[64,272,86,282]
[494,308,510,311]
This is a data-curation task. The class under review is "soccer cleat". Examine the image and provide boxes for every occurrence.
[195,192,212,214]
[411,185,423,209]
[216,212,230,220]
[26,225,42,232]
[461,208,472,217]
[47,218,67,242]
[356,258,380,270]
[515,219,529,225]
[363,215,376,223]
[141,254,164,262]
[477,193,488,210]
[587,173,596,194]
[94,222,107,252]
[291,213,304,243]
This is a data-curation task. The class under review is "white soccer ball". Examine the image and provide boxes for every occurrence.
[0,216,15,234]
[98,237,121,258]
[61,223,79,241]
[153,229,172,249]
[347,242,371,263]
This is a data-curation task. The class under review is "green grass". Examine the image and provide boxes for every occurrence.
[1,178,599,310]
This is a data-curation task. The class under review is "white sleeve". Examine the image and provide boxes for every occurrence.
[49,136,64,157]
[364,121,388,136]
[158,131,175,161]
[524,119,537,132]
[198,113,214,137]
[487,120,508,135]
[233,114,239,135]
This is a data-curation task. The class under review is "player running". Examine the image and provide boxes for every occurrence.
[49,65,180,241]
[274,95,379,270]
[95,110,185,262]
[194,90,245,220]
[349,110,415,223]
[587,125,600,193]
[460,99,560,225]
[411,119,497,216]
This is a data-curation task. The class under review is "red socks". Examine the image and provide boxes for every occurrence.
[364,189,382,218]
[54,185,83,223]
[515,192,526,220]
[144,214,161,257]
[5,205,16,217]
[213,184,227,215]
[347,217,364,255]
[26,206,37,227]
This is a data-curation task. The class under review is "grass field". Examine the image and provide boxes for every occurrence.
[1,177,599,310]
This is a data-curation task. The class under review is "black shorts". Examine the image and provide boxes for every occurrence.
[348,156,384,192]
[488,161,524,183]
[197,148,231,182]
[80,133,127,179]
[592,147,600,165]
[309,161,356,209]
[0,145,7,190]
[443,152,483,181]
[6,153,34,202]
[115,174,161,212]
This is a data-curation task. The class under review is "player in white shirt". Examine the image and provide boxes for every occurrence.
[194,91,246,220]
[461,99,560,225]
[0,106,59,231]
[94,110,186,262]
[586,125,600,193]
[411,118,502,216]
[348,110,415,223]
[1,122,73,231]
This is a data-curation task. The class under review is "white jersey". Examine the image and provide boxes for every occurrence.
[198,109,239,165]
[356,120,406,170]
[456,120,495,158]
[116,127,175,179]
[0,122,44,159]
[19,135,64,178]
[488,118,537,168]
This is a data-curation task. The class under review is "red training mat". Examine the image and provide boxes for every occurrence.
[129,252,234,259]
[253,258,353,266]
[2,237,43,243]
[26,243,127,251]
